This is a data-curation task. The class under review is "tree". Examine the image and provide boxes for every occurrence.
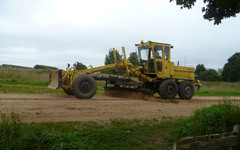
[128,52,140,66]
[103,49,122,74]
[222,52,240,82]
[217,68,223,81]
[74,62,87,70]
[170,0,240,25]
[104,49,121,65]
[34,64,58,70]
[195,64,206,79]
[199,69,220,81]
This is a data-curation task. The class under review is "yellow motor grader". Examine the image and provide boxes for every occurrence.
[48,40,201,100]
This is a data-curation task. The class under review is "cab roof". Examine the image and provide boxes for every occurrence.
[135,40,172,47]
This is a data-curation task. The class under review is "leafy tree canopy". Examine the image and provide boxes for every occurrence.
[104,49,121,65]
[199,69,220,81]
[222,52,240,82]
[34,65,58,70]
[103,49,122,74]
[170,0,240,25]
[74,62,87,70]
[195,64,206,79]
[128,52,140,66]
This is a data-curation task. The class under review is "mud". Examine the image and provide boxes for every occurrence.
[0,93,239,123]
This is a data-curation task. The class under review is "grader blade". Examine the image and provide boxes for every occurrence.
[48,70,62,89]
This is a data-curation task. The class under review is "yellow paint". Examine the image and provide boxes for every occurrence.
[49,41,199,91]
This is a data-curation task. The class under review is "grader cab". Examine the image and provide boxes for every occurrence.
[48,40,201,100]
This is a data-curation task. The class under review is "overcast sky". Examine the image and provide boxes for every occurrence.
[0,0,239,70]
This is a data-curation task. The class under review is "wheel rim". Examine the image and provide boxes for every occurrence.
[184,86,191,95]
[79,81,92,93]
[167,85,174,94]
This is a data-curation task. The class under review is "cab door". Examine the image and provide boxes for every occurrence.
[147,47,156,74]
[154,45,163,74]
[154,45,171,78]
[163,45,171,75]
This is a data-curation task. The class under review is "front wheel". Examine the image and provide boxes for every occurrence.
[159,80,178,99]
[72,74,97,99]
[178,81,194,100]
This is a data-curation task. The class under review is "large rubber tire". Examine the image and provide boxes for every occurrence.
[72,74,97,99]
[178,81,194,100]
[63,77,73,95]
[159,80,178,99]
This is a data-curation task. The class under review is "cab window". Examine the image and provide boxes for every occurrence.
[138,46,148,66]
[165,46,169,60]
[148,48,155,73]
[154,45,163,59]
[149,48,153,59]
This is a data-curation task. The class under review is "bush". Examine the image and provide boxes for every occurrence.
[34,65,58,70]
[0,112,165,149]
[74,62,87,70]
[167,99,240,146]
[0,111,79,149]
[0,112,22,149]
[199,69,221,81]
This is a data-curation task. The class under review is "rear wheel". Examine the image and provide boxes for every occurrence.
[72,74,97,99]
[159,80,178,99]
[178,81,194,100]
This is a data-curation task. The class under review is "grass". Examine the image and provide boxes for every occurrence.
[0,66,106,94]
[0,78,64,94]
[1,99,239,149]
[0,66,50,83]
[1,66,240,96]
[0,66,61,94]
[166,99,240,149]
[194,81,240,96]
[0,111,175,150]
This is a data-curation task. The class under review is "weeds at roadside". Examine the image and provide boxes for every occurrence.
[166,98,240,149]
[1,98,239,149]
[0,111,22,150]
[0,112,171,150]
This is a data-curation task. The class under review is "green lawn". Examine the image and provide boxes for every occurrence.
[0,66,239,96]
[194,81,240,96]
[0,78,64,94]
[1,78,240,96]
[0,78,106,95]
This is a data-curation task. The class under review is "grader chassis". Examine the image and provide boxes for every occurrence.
[48,41,201,100]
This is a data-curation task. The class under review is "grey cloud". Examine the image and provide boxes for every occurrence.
[0,0,239,70]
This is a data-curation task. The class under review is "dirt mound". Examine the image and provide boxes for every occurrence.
[104,88,156,101]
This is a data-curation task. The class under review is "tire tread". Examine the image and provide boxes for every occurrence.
[72,74,97,99]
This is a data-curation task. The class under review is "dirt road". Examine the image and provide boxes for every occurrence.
[0,94,239,122]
